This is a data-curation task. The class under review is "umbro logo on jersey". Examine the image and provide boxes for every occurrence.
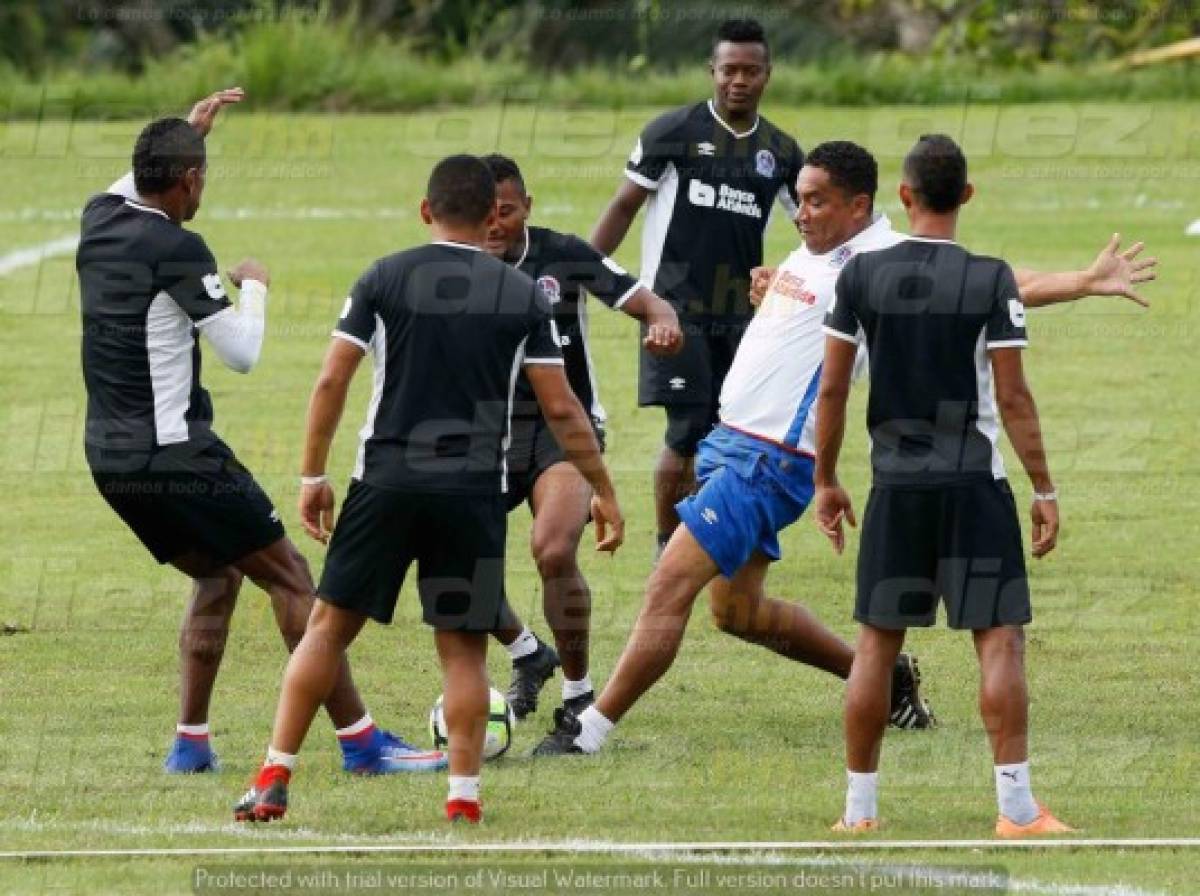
[559,333,572,346]
[669,376,687,390]
[700,507,719,525]
[697,142,716,156]
[269,509,280,523]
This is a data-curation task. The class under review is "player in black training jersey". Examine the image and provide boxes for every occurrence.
[235,156,623,825]
[816,135,1074,836]
[479,154,682,720]
[80,89,438,776]
[591,18,804,555]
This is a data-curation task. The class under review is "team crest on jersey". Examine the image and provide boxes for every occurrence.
[755,149,776,178]
[537,275,562,304]
[829,245,854,269]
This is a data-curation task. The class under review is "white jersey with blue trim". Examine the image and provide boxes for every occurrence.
[718,214,901,455]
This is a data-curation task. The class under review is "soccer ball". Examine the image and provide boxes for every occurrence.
[429,687,515,760]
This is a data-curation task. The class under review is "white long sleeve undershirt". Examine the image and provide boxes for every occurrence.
[196,280,267,373]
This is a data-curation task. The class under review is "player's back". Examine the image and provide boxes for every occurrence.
[833,238,1025,485]
[335,241,561,495]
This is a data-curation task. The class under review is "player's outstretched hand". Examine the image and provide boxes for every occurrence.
[1031,498,1059,558]
[299,481,336,545]
[749,266,776,307]
[591,491,625,554]
[227,258,270,288]
[188,87,245,138]
[814,484,856,555]
[1085,233,1156,307]
[643,310,684,356]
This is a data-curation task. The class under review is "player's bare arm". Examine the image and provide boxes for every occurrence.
[524,364,625,553]
[1014,233,1157,308]
[589,179,651,256]
[187,87,245,137]
[812,335,859,554]
[297,338,365,544]
[991,348,1058,558]
[619,287,684,355]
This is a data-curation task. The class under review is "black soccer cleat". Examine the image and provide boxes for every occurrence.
[506,638,560,721]
[889,652,937,730]
[233,765,290,822]
[531,707,586,757]
[563,690,595,715]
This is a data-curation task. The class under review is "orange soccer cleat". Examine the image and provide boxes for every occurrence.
[995,802,1076,838]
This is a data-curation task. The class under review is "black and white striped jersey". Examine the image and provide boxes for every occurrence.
[78,192,232,462]
[823,238,1029,487]
[626,99,803,321]
[334,241,564,496]
[510,225,639,426]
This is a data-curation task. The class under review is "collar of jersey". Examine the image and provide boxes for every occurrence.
[905,234,959,245]
[707,99,759,139]
[512,228,530,267]
[430,239,483,252]
[123,198,171,221]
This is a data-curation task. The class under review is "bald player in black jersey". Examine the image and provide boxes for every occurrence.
[480,154,682,721]
[591,18,804,556]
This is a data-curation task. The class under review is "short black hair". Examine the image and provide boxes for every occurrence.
[903,134,968,214]
[132,117,205,195]
[481,153,525,194]
[425,154,496,225]
[713,18,769,60]
[806,141,878,205]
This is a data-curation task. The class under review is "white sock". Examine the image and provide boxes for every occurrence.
[176,722,209,738]
[505,628,539,661]
[335,714,374,738]
[265,746,297,771]
[447,775,480,802]
[844,771,878,824]
[562,675,593,701]
[995,761,1038,825]
[574,706,614,753]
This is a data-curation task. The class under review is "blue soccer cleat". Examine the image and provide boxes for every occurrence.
[340,727,447,774]
[164,735,219,773]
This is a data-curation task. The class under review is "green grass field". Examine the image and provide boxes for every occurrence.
[1,103,1198,894]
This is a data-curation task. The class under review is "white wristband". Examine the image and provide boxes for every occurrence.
[300,474,328,486]
[1033,490,1058,502]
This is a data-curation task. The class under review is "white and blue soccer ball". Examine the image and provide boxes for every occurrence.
[429,687,515,760]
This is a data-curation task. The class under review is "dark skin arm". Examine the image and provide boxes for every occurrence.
[991,348,1058,558]
[590,179,651,256]
[297,338,364,543]
[524,364,625,552]
[812,336,860,554]
[620,286,683,355]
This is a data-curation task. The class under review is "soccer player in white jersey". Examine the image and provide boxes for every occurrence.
[534,140,1156,756]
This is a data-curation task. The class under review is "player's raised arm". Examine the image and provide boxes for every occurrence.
[1013,233,1157,308]
[524,363,624,553]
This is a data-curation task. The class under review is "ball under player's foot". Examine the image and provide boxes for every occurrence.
[505,637,560,720]
[889,653,937,730]
[531,707,588,756]
[445,798,483,823]
[995,802,1076,838]
[340,726,447,774]
[164,733,219,773]
[233,765,290,823]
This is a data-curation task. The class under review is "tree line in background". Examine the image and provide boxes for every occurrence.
[2,0,1197,76]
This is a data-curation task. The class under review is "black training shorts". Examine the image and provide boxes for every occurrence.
[89,438,284,566]
[855,478,1032,631]
[318,480,507,631]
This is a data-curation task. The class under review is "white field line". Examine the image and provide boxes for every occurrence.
[2,837,1199,860]
[0,234,79,276]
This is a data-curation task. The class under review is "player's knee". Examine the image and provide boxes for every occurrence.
[708,591,742,635]
[531,535,579,581]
